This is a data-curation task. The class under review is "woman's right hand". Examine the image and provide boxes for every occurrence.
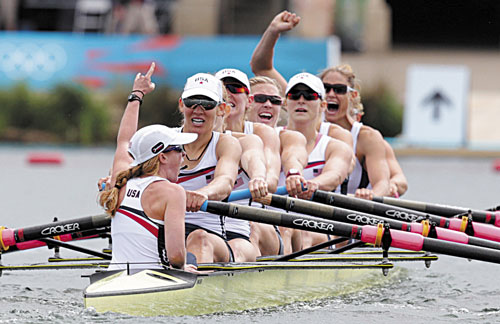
[98,175,111,191]
[269,11,301,34]
[185,190,209,212]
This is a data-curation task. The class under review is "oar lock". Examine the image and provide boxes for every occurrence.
[454,210,475,236]
[373,222,393,276]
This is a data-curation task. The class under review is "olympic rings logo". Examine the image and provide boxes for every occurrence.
[0,42,67,81]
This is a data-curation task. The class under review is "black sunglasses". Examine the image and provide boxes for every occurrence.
[323,83,353,95]
[253,94,282,105]
[163,145,184,154]
[183,98,219,110]
[225,84,249,94]
[286,89,320,101]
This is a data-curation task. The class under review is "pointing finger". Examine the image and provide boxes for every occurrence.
[145,62,155,78]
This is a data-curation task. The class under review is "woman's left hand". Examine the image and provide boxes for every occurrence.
[132,62,156,96]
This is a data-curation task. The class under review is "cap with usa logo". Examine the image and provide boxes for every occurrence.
[215,68,250,89]
[128,125,197,167]
[181,73,223,102]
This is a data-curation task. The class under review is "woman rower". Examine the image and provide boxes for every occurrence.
[215,69,307,256]
[278,72,353,248]
[176,72,242,263]
[318,65,391,199]
[350,103,408,197]
[250,11,390,200]
[99,63,198,272]
[245,75,308,254]
[206,68,268,261]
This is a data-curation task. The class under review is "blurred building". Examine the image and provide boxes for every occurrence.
[11,0,500,145]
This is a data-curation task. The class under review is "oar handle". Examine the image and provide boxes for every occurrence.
[200,186,288,212]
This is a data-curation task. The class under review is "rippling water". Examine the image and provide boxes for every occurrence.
[1,146,500,323]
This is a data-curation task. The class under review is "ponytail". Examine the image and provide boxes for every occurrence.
[98,155,161,216]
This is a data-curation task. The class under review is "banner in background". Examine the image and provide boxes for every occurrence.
[0,32,337,90]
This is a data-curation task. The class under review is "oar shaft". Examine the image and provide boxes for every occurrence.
[312,190,500,244]
[372,195,500,226]
[1,214,110,247]
[268,194,500,250]
[40,238,111,260]
[205,201,500,264]
[2,228,110,254]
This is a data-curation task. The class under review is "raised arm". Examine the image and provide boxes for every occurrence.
[250,11,300,96]
[110,62,156,185]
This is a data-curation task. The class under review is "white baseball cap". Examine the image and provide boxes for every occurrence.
[128,125,197,167]
[285,72,326,99]
[215,68,250,89]
[181,73,223,102]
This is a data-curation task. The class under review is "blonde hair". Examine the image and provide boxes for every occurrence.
[99,155,161,216]
[319,64,363,120]
[249,76,282,94]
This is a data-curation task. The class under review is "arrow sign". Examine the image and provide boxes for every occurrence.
[421,90,452,121]
[403,64,470,147]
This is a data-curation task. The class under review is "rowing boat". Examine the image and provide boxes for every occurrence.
[5,187,500,317]
[83,248,433,316]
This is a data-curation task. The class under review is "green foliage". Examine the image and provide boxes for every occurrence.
[0,82,111,144]
[361,83,403,137]
[0,82,185,145]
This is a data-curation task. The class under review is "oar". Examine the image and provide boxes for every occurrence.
[202,201,500,264]
[371,195,500,226]
[2,228,110,254]
[201,185,288,210]
[258,194,500,250]
[0,186,288,252]
[40,238,111,260]
[310,190,500,244]
[0,214,110,251]
[273,237,349,261]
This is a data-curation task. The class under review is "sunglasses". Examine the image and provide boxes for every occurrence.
[253,94,282,105]
[323,83,354,95]
[183,98,219,110]
[163,145,184,154]
[225,84,249,94]
[286,89,320,101]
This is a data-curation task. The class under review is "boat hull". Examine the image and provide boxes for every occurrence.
[84,261,395,316]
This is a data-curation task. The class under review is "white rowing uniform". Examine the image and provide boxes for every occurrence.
[243,120,254,134]
[280,125,341,193]
[347,121,371,194]
[176,131,227,238]
[319,121,368,194]
[277,133,331,186]
[109,176,168,271]
[319,121,330,137]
